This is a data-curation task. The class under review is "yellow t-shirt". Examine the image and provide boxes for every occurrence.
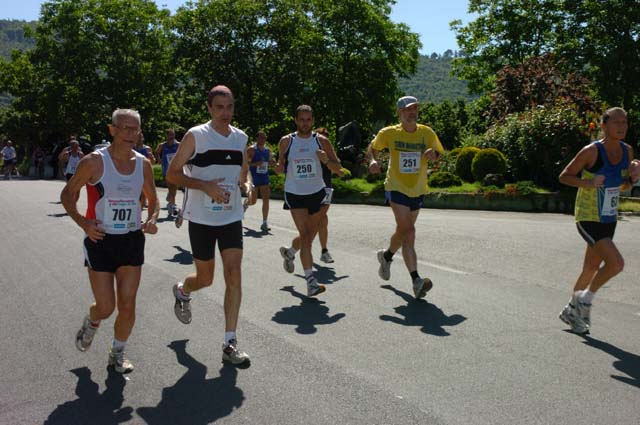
[372,124,444,197]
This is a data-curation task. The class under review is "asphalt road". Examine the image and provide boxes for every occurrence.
[1,179,639,425]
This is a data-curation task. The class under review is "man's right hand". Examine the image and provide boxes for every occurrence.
[369,160,382,174]
[81,218,105,242]
[203,178,229,203]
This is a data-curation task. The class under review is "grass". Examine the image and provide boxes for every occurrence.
[427,181,551,195]
[619,200,640,213]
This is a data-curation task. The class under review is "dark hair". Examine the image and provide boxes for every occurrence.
[295,104,313,118]
[207,86,233,106]
[602,107,627,123]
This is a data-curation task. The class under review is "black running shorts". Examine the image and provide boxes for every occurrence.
[576,221,617,247]
[188,220,243,261]
[283,188,328,215]
[84,230,145,273]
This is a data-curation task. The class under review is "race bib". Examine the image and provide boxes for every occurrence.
[399,151,421,174]
[67,164,77,174]
[203,183,237,212]
[256,163,268,174]
[293,158,316,179]
[601,187,620,217]
[103,199,139,231]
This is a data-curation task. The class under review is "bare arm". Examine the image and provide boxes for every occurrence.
[559,145,602,188]
[366,140,383,174]
[274,136,291,174]
[166,132,228,203]
[140,159,159,234]
[317,135,344,176]
[241,145,255,205]
[60,154,105,242]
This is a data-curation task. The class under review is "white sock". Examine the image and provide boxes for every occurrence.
[304,269,313,279]
[224,331,236,346]
[580,290,595,304]
[112,338,126,351]
[177,282,191,299]
[263,220,268,225]
[290,247,299,255]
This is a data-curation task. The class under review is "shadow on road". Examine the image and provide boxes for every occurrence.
[47,212,68,218]
[581,335,640,389]
[379,284,467,336]
[44,367,132,425]
[137,339,244,425]
[243,226,269,238]
[310,263,349,285]
[163,245,193,265]
[272,286,346,334]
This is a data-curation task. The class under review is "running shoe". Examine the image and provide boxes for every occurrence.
[320,251,334,263]
[575,300,592,331]
[412,277,433,299]
[558,302,575,326]
[167,203,175,217]
[306,275,326,297]
[279,246,295,273]
[108,348,134,373]
[75,315,98,352]
[222,339,250,365]
[260,222,270,232]
[377,250,391,281]
[172,283,192,324]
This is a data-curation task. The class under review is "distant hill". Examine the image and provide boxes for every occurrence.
[398,51,476,103]
[0,19,36,60]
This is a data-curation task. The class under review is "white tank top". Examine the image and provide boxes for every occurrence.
[86,148,144,235]
[182,122,248,226]
[284,132,325,195]
[65,151,82,175]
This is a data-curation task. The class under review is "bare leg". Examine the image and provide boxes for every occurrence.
[182,258,215,293]
[220,248,243,332]
[389,203,420,273]
[113,266,142,341]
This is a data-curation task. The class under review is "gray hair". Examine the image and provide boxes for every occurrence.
[112,108,141,126]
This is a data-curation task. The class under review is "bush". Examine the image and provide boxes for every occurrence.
[428,170,462,188]
[482,173,505,188]
[480,105,590,188]
[514,180,537,196]
[455,146,481,182]
[472,148,507,182]
[339,168,352,180]
[17,157,30,176]
[153,164,165,187]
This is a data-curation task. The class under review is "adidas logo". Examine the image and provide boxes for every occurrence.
[226,155,231,160]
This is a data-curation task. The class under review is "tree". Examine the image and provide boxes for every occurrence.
[0,0,177,147]
[451,0,640,109]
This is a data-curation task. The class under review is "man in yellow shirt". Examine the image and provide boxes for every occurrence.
[367,96,444,298]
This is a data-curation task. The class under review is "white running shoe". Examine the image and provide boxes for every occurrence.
[222,339,250,365]
[320,251,334,263]
[412,277,433,299]
[108,348,134,373]
[279,246,295,273]
[306,275,326,297]
[377,250,391,280]
[75,315,98,352]
[172,283,192,324]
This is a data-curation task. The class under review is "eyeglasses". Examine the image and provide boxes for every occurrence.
[113,124,141,135]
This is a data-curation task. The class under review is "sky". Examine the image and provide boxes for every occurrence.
[0,0,475,55]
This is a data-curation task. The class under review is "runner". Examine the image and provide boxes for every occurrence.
[60,108,158,373]
[247,130,275,232]
[279,127,343,263]
[275,105,342,297]
[58,138,84,181]
[366,95,444,299]
[1,140,17,179]
[558,107,640,334]
[155,128,180,217]
[167,85,254,365]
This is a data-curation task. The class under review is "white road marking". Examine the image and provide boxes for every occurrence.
[417,259,469,275]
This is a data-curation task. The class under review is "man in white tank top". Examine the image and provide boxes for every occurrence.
[167,85,255,365]
[58,138,84,181]
[275,105,343,298]
[60,109,159,374]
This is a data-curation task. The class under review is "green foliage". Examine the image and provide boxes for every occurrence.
[339,168,352,180]
[481,105,589,188]
[269,173,285,193]
[455,146,480,182]
[451,0,640,109]
[419,100,468,149]
[17,156,30,176]
[471,148,507,182]
[513,181,537,196]
[428,170,462,188]
[397,52,477,103]
[153,164,164,187]
[437,148,461,174]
